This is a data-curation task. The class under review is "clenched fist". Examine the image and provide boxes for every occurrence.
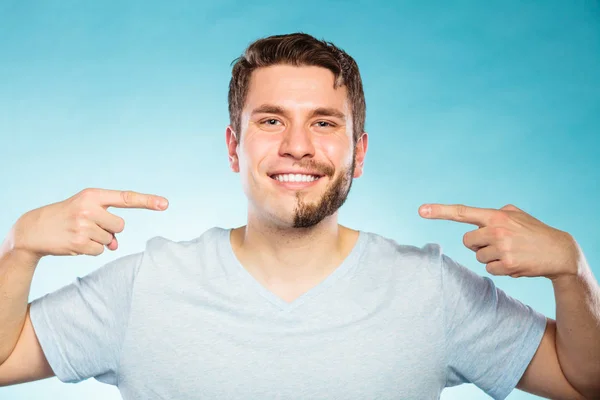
[10,188,169,258]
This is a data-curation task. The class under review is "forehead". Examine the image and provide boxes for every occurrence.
[244,65,349,115]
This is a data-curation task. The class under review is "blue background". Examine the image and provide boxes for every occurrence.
[1,0,599,398]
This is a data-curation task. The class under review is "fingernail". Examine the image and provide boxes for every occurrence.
[420,205,431,216]
[156,199,168,209]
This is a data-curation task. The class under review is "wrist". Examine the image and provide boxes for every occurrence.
[550,262,593,292]
[4,217,43,264]
[549,272,581,288]
[548,233,587,283]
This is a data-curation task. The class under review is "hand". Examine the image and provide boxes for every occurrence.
[10,188,169,258]
[418,203,581,280]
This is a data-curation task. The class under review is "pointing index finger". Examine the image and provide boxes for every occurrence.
[96,189,169,210]
[419,203,493,227]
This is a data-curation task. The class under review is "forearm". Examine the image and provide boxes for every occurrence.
[552,241,600,398]
[0,227,40,365]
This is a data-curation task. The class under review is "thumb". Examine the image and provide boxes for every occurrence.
[500,204,521,212]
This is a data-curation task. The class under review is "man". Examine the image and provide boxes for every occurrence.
[0,33,598,399]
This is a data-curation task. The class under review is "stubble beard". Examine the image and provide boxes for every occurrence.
[292,155,356,229]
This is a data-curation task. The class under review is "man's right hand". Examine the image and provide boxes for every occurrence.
[10,188,169,259]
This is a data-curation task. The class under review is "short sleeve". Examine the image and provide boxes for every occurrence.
[442,253,547,400]
[29,251,143,385]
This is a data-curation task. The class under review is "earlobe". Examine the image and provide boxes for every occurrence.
[226,126,240,173]
[353,162,364,178]
[353,132,368,178]
[229,155,239,173]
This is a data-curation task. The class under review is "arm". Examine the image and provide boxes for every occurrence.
[0,230,51,380]
[516,318,587,399]
[552,251,600,398]
[0,188,167,386]
[0,305,55,386]
[0,233,41,364]
[421,203,600,398]
[515,240,600,400]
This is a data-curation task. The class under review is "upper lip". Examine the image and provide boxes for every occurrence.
[269,170,325,177]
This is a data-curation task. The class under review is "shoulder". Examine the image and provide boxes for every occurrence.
[143,227,228,258]
[135,227,229,280]
[363,232,485,286]
[359,230,446,277]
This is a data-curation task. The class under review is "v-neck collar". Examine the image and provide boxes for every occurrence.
[218,228,367,312]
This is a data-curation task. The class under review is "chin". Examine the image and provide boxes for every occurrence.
[265,214,299,230]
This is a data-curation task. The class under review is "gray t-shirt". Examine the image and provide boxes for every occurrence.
[29,227,547,399]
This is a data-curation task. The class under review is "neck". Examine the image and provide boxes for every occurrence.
[230,212,358,285]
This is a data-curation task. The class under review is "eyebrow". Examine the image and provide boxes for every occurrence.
[251,104,346,120]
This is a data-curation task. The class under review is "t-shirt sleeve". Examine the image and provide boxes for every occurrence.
[28,251,144,385]
[441,253,548,400]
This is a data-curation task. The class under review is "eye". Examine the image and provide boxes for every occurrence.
[262,119,281,126]
[315,121,335,128]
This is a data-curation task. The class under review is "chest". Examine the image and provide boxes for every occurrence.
[118,288,446,399]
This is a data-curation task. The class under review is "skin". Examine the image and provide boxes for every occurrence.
[225,64,367,299]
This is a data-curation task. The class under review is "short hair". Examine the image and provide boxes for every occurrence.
[228,32,366,143]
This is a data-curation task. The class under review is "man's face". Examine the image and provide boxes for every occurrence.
[227,65,367,229]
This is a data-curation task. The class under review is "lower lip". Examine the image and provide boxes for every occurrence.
[270,177,323,190]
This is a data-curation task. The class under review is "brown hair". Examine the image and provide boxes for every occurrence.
[228,32,366,143]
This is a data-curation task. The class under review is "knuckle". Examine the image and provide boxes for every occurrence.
[485,264,498,275]
[79,188,96,199]
[99,231,111,245]
[71,235,88,248]
[106,232,116,245]
[75,207,92,219]
[502,204,520,213]
[116,217,126,233]
[503,255,516,269]
[498,238,512,253]
[475,251,484,263]
[90,243,105,256]
[121,190,135,206]
[497,242,508,254]
[492,227,507,239]
[491,211,509,225]
[74,216,90,231]
[462,233,470,247]
[462,232,476,250]
[456,204,468,218]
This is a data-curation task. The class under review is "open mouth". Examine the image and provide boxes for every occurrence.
[269,173,324,183]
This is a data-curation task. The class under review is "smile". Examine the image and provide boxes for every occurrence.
[270,173,321,183]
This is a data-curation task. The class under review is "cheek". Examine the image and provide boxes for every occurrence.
[239,135,273,178]
[319,138,353,167]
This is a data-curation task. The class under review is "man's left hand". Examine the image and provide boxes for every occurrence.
[418,203,581,280]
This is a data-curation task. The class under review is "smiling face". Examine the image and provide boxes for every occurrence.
[226,64,368,229]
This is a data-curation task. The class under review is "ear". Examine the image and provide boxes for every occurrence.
[353,132,368,178]
[226,126,240,173]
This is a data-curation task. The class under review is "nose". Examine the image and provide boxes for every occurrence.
[278,124,315,160]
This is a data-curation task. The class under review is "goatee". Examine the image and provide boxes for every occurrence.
[292,156,356,228]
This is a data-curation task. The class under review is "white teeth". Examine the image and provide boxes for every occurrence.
[273,174,319,183]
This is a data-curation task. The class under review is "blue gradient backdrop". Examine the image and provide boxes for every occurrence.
[1,1,599,399]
